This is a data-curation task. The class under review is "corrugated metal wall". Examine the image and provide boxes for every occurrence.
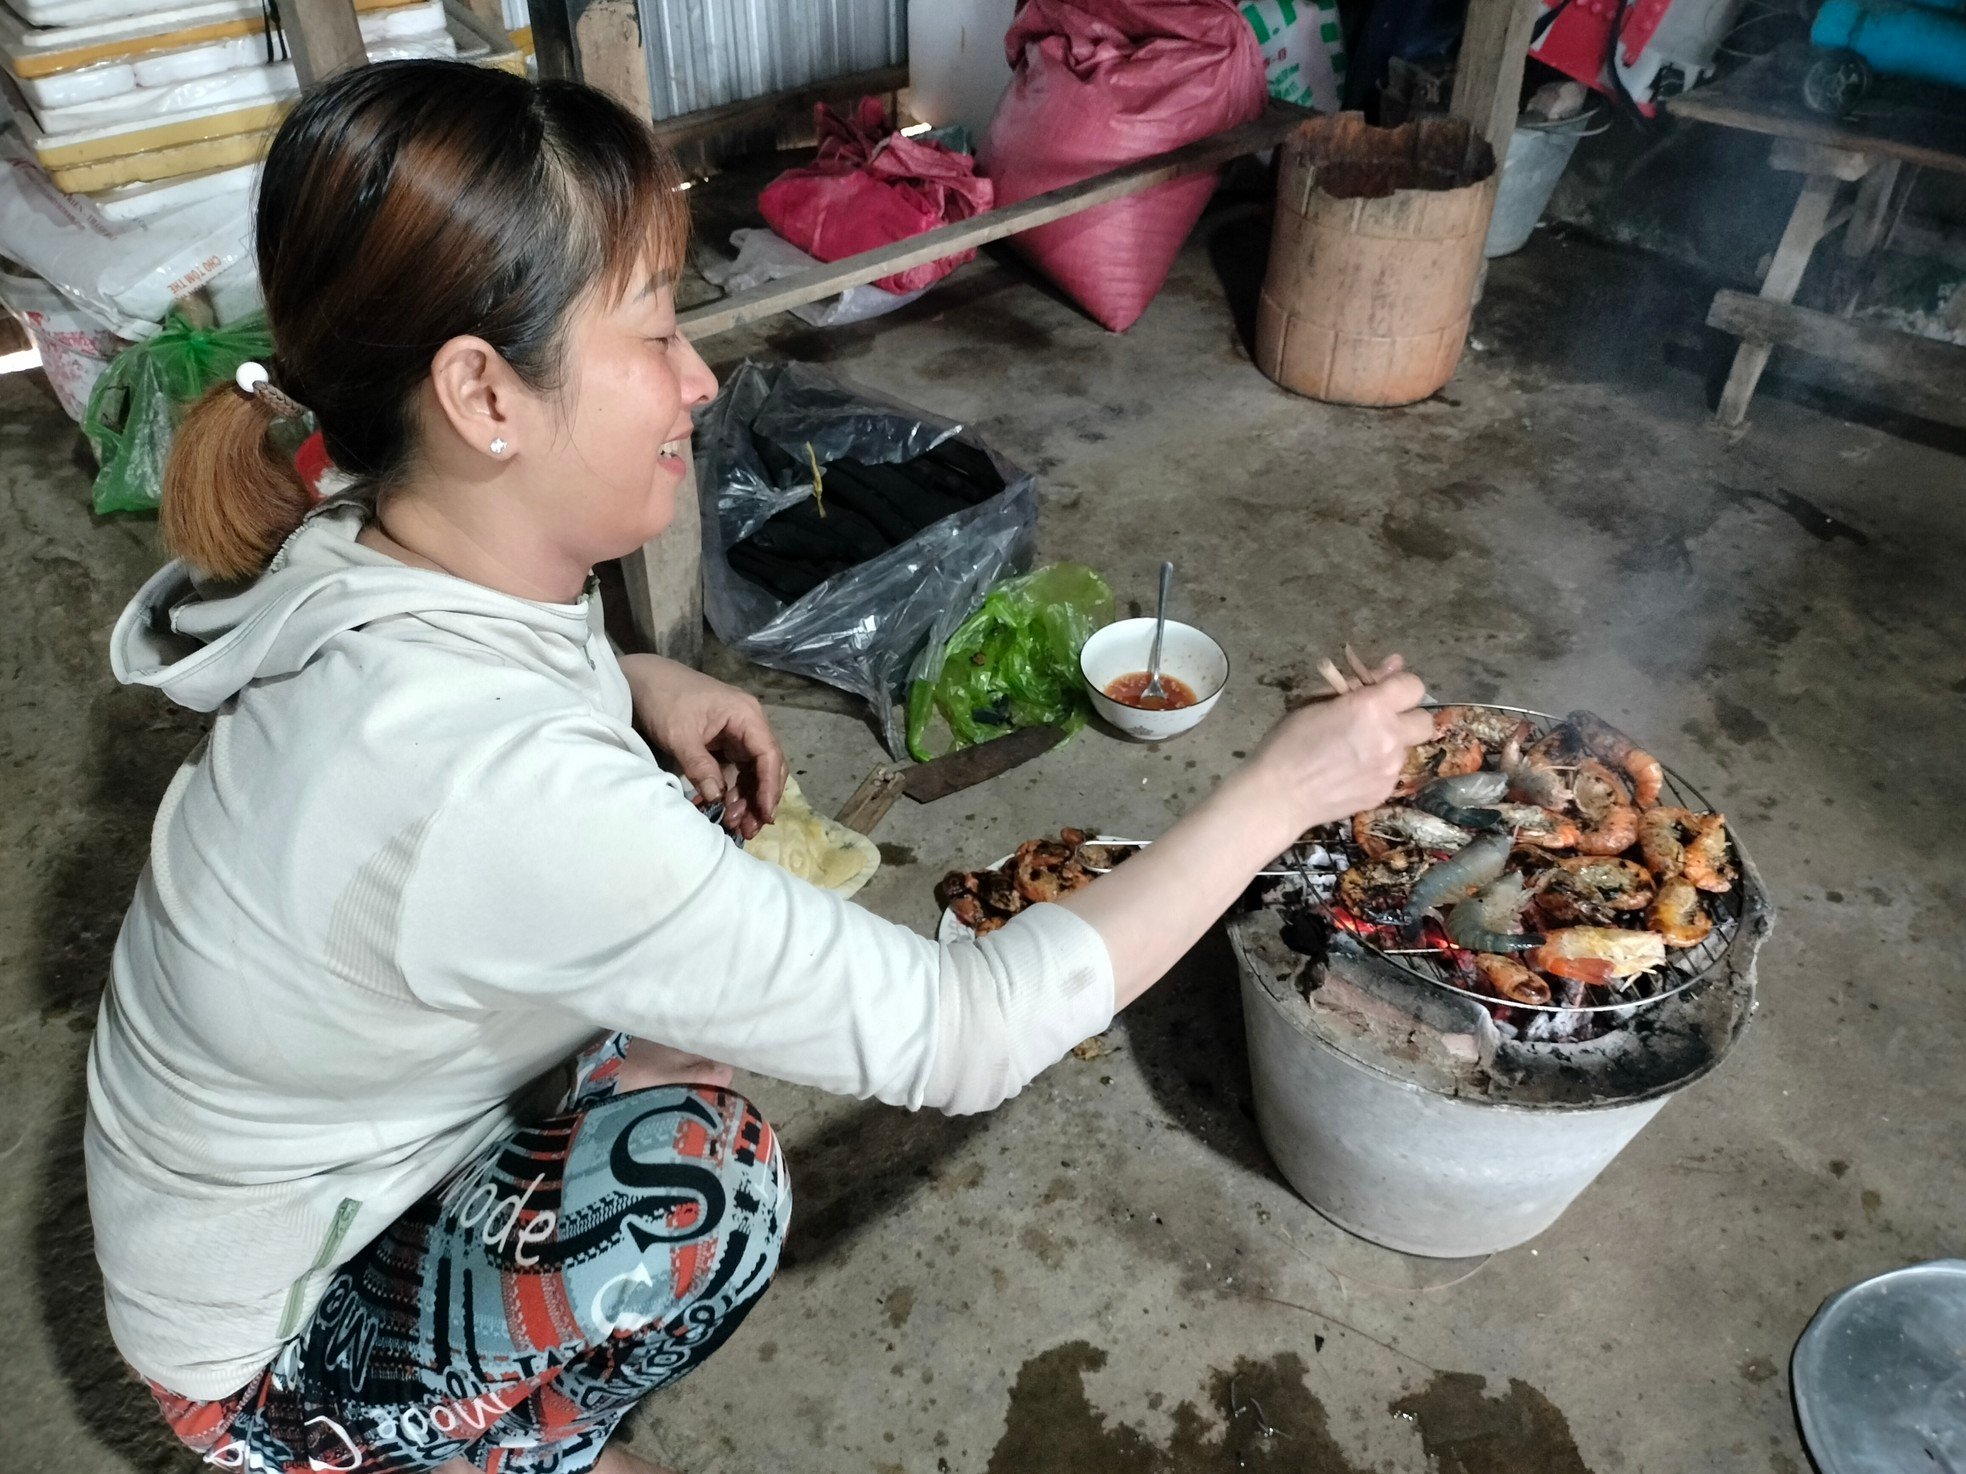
[637,0,907,121]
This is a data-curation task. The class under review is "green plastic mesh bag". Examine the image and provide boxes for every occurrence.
[906,563,1114,762]
[83,309,274,515]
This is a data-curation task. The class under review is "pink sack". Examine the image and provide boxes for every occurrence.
[978,0,1267,331]
[759,99,995,296]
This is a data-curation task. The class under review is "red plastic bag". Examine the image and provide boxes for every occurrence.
[978,0,1267,332]
[759,99,995,296]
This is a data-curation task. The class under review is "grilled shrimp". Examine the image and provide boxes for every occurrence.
[1353,806,1474,861]
[1445,873,1543,953]
[1401,833,1511,923]
[1395,729,1485,797]
[1433,706,1534,753]
[1574,806,1639,855]
[1649,876,1713,948]
[1475,953,1553,1006]
[1338,849,1426,924]
[1683,812,1734,893]
[1528,927,1666,986]
[1534,856,1654,926]
[1638,807,1734,892]
[1567,710,1665,810]
[1505,724,1584,809]
[1415,771,1508,829]
[1488,804,1584,848]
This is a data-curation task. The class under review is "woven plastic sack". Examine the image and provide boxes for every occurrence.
[978,0,1268,331]
[905,564,1114,762]
[82,309,274,515]
[1242,0,1346,109]
[759,99,994,296]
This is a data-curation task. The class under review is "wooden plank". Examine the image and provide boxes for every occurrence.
[1669,44,1966,177]
[1769,139,1871,181]
[835,767,907,836]
[1449,0,1538,159]
[652,63,911,150]
[681,105,1306,339]
[1715,170,1841,426]
[570,0,652,116]
[272,0,366,85]
[1708,288,1966,429]
[618,444,704,666]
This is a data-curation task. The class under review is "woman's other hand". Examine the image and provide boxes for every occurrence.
[620,654,786,839]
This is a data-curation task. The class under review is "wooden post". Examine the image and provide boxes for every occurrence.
[272,0,366,85]
[456,0,512,46]
[551,0,703,665]
[619,447,704,667]
[1450,0,1539,160]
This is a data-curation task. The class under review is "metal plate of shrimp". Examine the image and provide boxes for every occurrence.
[1299,704,1750,1017]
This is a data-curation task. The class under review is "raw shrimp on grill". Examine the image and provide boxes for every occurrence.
[1445,873,1542,954]
[1414,771,1508,830]
[1401,833,1511,924]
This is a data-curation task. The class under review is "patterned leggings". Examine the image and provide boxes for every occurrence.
[149,1035,789,1473]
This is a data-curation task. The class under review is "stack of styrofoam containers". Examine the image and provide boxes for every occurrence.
[0,0,522,420]
[0,0,520,194]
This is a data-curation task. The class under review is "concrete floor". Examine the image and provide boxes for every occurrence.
[4,213,1963,1474]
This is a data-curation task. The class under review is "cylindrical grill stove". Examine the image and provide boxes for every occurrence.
[1231,709,1773,1258]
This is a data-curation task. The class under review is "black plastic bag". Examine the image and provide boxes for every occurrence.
[698,361,1038,755]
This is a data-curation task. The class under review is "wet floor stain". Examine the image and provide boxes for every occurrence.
[1389,1372,1595,1474]
[1379,507,1463,563]
[1741,1356,1780,1384]
[877,843,918,867]
[986,1344,1595,1473]
[1711,695,1773,746]
[1861,1188,1883,1221]
[985,1342,1365,1473]
[883,1286,915,1329]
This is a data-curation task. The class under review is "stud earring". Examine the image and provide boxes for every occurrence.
[489,437,508,456]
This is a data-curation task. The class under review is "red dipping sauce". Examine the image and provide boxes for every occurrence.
[1104,671,1199,711]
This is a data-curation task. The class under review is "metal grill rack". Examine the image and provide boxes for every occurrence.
[1286,705,1748,1016]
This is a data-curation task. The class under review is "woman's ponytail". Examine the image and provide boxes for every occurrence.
[160,383,312,581]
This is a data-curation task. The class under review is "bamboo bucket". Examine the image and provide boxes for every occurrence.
[1256,113,1498,407]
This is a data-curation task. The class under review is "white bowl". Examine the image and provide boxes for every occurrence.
[1080,617,1230,741]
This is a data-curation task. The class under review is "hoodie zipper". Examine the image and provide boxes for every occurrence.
[276,1196,361,1340]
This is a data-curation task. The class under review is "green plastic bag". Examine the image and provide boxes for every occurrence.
[83,309,275,515]
[905,563,1114,762]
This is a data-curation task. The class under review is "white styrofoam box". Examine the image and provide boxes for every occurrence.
[92,159,257,222]
[10,57,136,109]
[32,33,456,137]
[908,0,1018,139]
[131,0,446,87]
[1,3,263,66]
[13,0,197,26]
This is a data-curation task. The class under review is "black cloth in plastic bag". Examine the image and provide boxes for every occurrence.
[698,360,1038,755]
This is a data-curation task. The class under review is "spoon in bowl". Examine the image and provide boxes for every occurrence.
[1141,561,1174,704]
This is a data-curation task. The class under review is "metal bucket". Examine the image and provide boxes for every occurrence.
[1483,113,1597,258]
[1230,896,1763,1257]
